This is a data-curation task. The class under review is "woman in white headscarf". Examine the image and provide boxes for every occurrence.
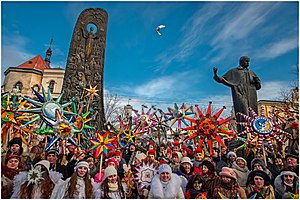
[148,164,186,199]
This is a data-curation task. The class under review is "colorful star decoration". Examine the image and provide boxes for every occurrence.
[183,102,235,155]
[89,131,117,158]
[237,107,291,153]
[27,168,44,186]
[165,103,194,129]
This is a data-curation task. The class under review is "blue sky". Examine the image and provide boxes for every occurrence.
[1,1,299,116]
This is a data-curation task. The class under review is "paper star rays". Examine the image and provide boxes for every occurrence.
[237,107,291,152]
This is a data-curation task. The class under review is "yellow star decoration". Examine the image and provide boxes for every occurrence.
[85,85,99,99]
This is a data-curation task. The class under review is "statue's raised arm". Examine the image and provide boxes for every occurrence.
[212,56,261,131]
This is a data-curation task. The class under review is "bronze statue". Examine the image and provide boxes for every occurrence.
[213,56,261,130]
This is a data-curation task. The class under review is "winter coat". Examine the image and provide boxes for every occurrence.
[50,176,98,198]
[212,181,247,199]
[202,173,222,198]
[185,189,208,199]
[213,157,227,174]
[274,171,299,198]
[193,160,202,175]
[95,183,126,199]
[11,171,62,198]
[232,161,249,189]
[148,173,185,199]
[245,184,275,199]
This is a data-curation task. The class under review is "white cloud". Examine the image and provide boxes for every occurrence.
[257,80,291,101]
[255,36,298,59]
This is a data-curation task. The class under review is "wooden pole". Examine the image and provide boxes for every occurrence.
[99,153,103,175]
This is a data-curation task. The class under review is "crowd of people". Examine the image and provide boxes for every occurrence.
[1,136,299,199]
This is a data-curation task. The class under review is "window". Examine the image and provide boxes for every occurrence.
[49,80,55,93]
[14,81,23,92]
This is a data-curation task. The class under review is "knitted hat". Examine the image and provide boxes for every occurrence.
[236,157,247,165]
[201,160,215,173]
[135,153,146,162]
[46,148,59,156]
[104,166,117,179]
[251,158,266,170]
[181,157,193,166]
[166,148,172,154]
[173,141,181,146]
[5,154,20,164]
[104,157,119,169]
[158,164,172,175]
[111,150,122,157]
[195,148,202,154]
[227,151,237,158]
[147,149,156,156]
[286,148,299,160]
[74,161,89,172]
[182,145,187,149]
[34,160,50,172]
[248,170,271,186]
[219,167,237,180]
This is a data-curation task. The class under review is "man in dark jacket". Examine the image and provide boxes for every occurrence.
[45,148,68,180]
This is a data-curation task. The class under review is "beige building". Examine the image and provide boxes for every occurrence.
[2,43,65,98]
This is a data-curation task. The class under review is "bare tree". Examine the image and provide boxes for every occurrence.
[104,93,124,126]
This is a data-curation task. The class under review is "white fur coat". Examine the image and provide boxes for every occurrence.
[148,173,185,199]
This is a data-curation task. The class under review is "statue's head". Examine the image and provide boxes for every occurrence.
[239,56,250,67]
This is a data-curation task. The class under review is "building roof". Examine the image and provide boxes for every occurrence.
[16,55,50,71]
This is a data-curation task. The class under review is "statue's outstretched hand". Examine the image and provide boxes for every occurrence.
[213,67,218,76]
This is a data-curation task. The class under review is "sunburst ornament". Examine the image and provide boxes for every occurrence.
[89,131,117,158]
[18,86,75,130]
[134,162,157,191]
[237,107,290,152]
[44,109,78,152]
[183,102,235,155]
[132,105,157,134]
[165,103,194,129]
[27,167,44,186]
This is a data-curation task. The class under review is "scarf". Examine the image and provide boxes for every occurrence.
[246,184,271,198]
[108,182,118,191]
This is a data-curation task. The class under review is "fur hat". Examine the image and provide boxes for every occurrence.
[104,157,119,169]
[219,167,237,180]
[227,151,237,158]
[9,137,22,147]
[286,148,299,160]
[158,164,172,175]
[202,160,215,173]
[248,170,271,186]
[181,157,193,166]
[251,158,266,170]
[236,157,247,165]
[34,160,50,172]
[104,166,117,179]
[74,161,89,172]
[8,137,23,154]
